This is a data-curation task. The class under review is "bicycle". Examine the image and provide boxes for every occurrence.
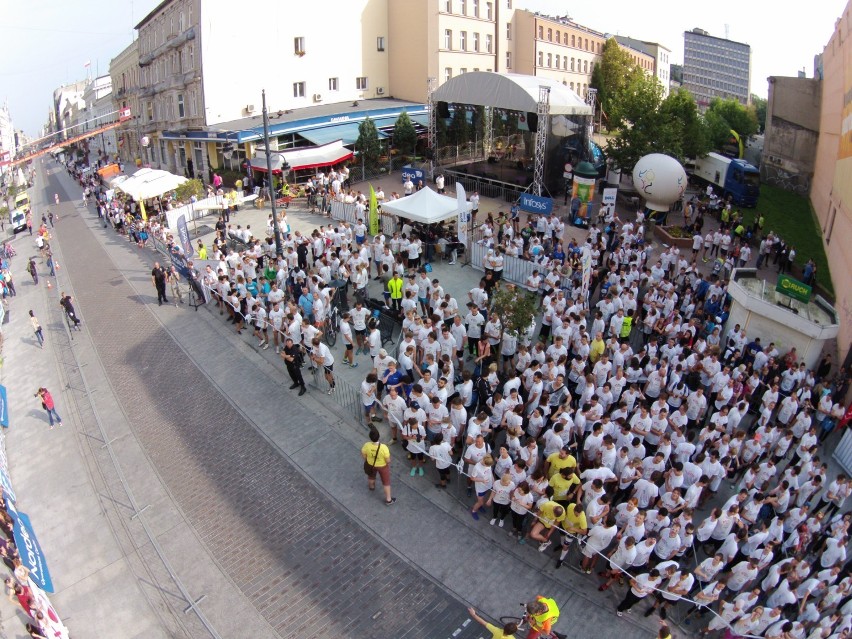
[325,304,340,347]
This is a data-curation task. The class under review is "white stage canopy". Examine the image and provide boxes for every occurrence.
[116,169,187,201]
[433,72,592,116]
[380,187,459,224]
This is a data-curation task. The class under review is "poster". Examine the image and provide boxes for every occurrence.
[601,187,618,220]
[571,175,597,221]
[456,183,471,245]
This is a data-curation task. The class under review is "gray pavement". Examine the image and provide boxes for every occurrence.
[32,164,669,639]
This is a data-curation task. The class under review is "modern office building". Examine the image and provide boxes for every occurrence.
[682,27,751,108]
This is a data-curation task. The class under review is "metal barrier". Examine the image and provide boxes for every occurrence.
[443,169,526,204]
[329,200,396,235]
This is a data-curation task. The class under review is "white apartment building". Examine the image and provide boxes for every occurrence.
[82,76,116,162]
[110,40,142,167]
[0,105,16,178]
[52,81,87,141]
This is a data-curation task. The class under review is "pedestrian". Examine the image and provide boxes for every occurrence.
[151,261,168,305]
[27,258,38,285]
[59,292,81,328]
[361,427,395,505]
[167,266,183,305]
[29,310,44,348]
[47,211,54,228]
[280,337,306,395]
[34,387,62,429]
[466,607,517,638]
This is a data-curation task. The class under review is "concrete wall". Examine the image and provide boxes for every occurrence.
[811,0,852,367]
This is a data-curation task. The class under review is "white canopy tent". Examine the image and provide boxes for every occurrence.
[380,187,459,224]
[115,168,187,201]
[432,72,592,116]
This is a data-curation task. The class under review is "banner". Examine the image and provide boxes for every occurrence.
[5,493,53,592]
[138,199,147,221]
[519,192,554,215]
[176,214,193,256]
[571,174,597,222]
[401,166,424,184]
[368,185,379,236]
[601,187,618,221]
[456,183,471,245]
[0,385,8,428]
[776,274,812,303]
[27,579,69,638]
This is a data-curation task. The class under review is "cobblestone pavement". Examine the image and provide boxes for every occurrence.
[45,167,484,639]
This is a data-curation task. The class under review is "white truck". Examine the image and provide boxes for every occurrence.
[692,152,760,206]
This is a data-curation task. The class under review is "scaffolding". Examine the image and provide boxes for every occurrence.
[483,106,493,157]
[531,86,551,197]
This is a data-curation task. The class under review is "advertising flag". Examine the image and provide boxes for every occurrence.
[4,493,53,592]
[368,185,379,236]
[177,214,193,256]
[456,182,470,245]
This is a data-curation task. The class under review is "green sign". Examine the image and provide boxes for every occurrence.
[776,274,812,303]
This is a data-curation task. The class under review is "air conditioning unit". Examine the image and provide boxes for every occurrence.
[313,93,323,102]
[244,104,255,114]
[376,87,385,95]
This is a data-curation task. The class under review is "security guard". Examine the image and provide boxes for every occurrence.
[526,596,560,638]
[281,337,306,396]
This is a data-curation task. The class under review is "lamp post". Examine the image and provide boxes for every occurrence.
[261,89,284,257]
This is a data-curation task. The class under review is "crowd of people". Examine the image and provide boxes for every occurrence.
[73,155,852,639]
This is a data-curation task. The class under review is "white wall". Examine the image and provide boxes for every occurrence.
[201,0,389,125]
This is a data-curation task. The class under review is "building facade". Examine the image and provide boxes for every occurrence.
[110,40,141,167]
[0,104,16,178]
[81,76,115,162]
[614,36,671,98]
[52,81,87,141]
[682,28,751,109]
[811,0,852,369]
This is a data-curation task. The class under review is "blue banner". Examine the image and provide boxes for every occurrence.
[519,192,554,215]
[169,246,191,280]
[176,214,193,257]
[401,166,424,184]
[0,385,8,428]
[5,494,53,592]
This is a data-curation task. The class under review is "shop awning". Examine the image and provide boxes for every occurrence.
[299,122,386,146]
[116,168,187,200]
[251,140,354,173]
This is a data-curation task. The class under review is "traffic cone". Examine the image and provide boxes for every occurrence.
[46,280,52,289]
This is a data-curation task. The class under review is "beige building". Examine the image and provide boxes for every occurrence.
[109,40,141,167]
[811,0,852,368]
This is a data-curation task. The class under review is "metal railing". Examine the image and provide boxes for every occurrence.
[443,168,528,204]
[329,200,397,235]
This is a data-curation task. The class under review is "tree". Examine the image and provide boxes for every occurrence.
[705,97,759,147]
[392,111,417,157]
[590,38,643,115]
[491,284,538,337]
[473,105,486,144]
[751,94,767,134]
[659,88,711,160]
[604,71,668,170]
[447,104,470,145]
[175,178,205,203]
[355,116,382,168]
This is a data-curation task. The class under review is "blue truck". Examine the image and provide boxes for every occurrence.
[692,152,760,206]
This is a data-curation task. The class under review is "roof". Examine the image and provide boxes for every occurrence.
[380,187,460,225]
[433,72,592,116]
[135,0,172,30]
[683,29,751,49]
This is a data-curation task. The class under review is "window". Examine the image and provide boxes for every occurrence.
[547,53,552,67]
[460,0,466,14]
[444,0,451,10]
[293,82,306,98]
[570,57,575,71]
[460,68,467,74]
[377,36,385,51]
[538,26,543,39]
[506,51,512,69]
[444,29,452,50]
[583,60,588,73]
[585,38,589,50]
[547,29,552,42]
[563,55,567,68]
[486,2,492,19]
[555,56,560,69]
[485,34,492,52]
[356,76,368,90]
[538,51,543,66]
[571,35,575,47]
[178,11,185,32]
[589,61,594,73]
[147,101,153,122]
[460,31,467,50]
[329,77,339,91]
[177,93,185,118]
[188,44,194,70]
[597,42,601,53]
[563,33,569,45]
[507,0,511,7]
[294,36,305,54]
[570,82,574,90]
[473,0,479,17]
[473,32,480,51]
[506,22,511,39]
[445,67,453,82]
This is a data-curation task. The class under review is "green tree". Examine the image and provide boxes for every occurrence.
[590,37,643,115]
[392,111,417,157]
[751,94,767,133]
[175,178,205,202]
[604,71,668,170]
[474,105,486,144]
[705,97,759,147]
[659,88,711,160]
[491,284,537,336]
[447,105,469,145]
[355,116,382,168]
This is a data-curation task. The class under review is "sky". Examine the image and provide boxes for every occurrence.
[0,0,847,137]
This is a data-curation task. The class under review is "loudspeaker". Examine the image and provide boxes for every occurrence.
[527,112,538,131]
[437,101,450,118]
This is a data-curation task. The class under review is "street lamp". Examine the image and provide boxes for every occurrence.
[261,89,286,257]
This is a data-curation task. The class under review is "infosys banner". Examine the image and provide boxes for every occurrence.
[5,491,53,592]
[518,192,553,215]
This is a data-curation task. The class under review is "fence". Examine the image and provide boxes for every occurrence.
[443,169,527,205]
[329,201,396,235]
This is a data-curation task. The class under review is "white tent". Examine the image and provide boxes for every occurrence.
[380,187,459,224]
[433,72,592,116]
[116,168,187,201]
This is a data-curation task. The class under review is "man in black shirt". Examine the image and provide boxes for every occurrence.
[151,262,168,305]
[281,337,306,395]
[59,292,81,328]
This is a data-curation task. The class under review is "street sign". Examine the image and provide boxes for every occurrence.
[518,192,553,215]
[776,274,811,303]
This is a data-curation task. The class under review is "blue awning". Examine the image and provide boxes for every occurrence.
[299,122,387,146]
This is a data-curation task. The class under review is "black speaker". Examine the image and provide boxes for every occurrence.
[437,101,450,118]
[527,112,538,131]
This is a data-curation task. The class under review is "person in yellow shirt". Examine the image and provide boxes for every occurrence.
[549,467,580,505]
[196,240,207,260]
[555,502,588,568]
[544,447,577,479]
[361,428,396,505]
[467,607,517,638]
[527,500,565,551]
[589,331,606,364]
[387,273,404,313]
